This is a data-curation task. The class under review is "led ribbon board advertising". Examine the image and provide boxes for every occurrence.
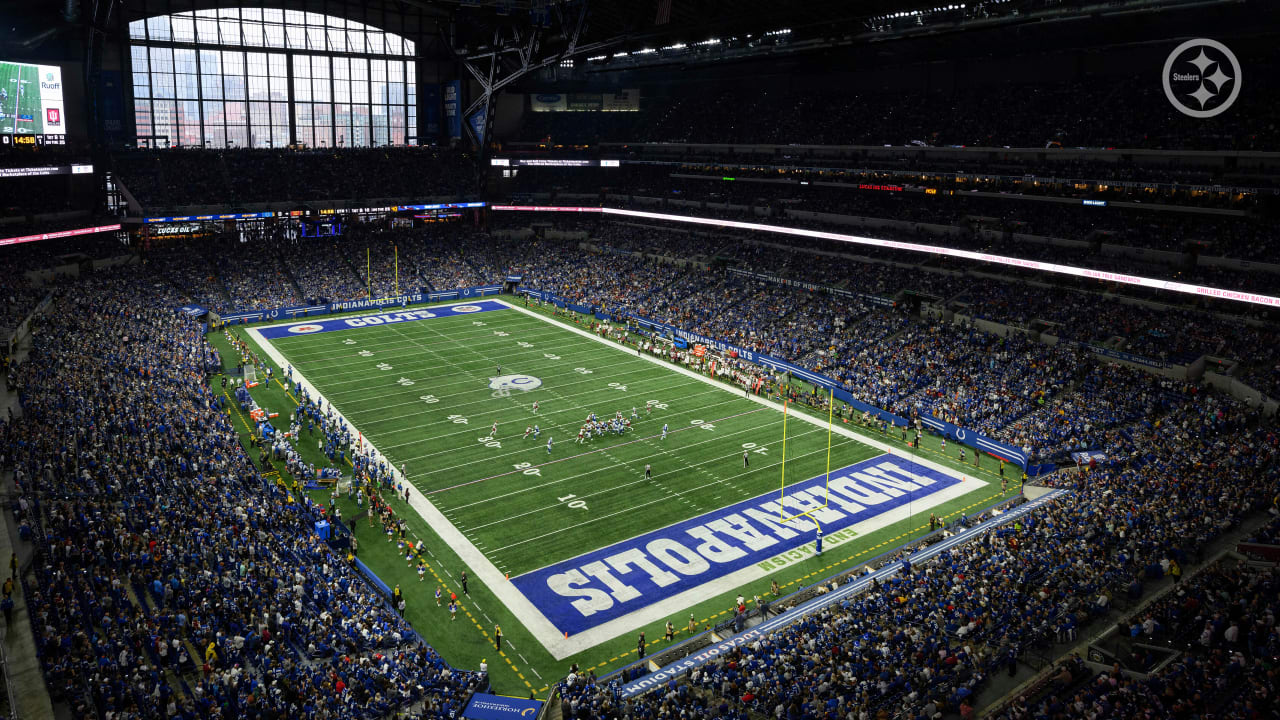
[0,223,121,247]
[489,206,1280,308]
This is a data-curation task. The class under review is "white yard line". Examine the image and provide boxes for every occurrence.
[249,300,986,660]
[278,321,579,368]
[396,396,748,471]
[444,422,826,517]
[250,312,567,658]
[479,442,833,546]
[331,364,705,420]
[304,334,627,384]
[364,378,715,446]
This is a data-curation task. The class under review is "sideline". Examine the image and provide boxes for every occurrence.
[247,298,987,659]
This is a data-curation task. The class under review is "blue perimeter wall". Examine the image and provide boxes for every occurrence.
[518,287,1030,468]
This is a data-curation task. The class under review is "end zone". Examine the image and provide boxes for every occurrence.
[247,297,989,660]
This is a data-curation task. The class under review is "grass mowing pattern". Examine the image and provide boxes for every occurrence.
[0,62,45,135]
[271,307,881,577]
[216,300,1020,694]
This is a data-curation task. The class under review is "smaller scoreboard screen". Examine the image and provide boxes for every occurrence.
[0,61,66,139]
[490,158,621,167]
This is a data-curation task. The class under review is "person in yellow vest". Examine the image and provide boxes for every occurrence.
[205,640,218,667]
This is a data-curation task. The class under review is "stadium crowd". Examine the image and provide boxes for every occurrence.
[990,559,1279,720]
[4,215,1270,468]
[559,394,1277,719]
[2,264,482,719]
[4,210,1278,720]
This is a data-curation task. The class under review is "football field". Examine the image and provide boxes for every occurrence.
[0,62,43,135]
[248,298,989,662]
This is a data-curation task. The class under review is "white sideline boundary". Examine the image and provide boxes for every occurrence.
[247,298,988,660]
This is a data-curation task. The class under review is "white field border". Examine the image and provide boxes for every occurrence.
[248,298,988,660]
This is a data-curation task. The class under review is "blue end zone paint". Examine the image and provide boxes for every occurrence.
[616,488,1068,699]
[511,454,962,636]
[258,299,509,339]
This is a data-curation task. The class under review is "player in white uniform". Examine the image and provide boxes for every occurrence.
[523,426,533,439]
[490,422,498,437]
[532,401,539,413]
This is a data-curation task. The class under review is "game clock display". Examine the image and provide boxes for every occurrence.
[2,134,65,146]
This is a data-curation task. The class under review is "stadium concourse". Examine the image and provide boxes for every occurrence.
[1,210,1278,719]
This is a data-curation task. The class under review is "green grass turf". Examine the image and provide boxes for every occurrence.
[0,62,44,135]
[208,298,1025,696]
[269,307,883,576]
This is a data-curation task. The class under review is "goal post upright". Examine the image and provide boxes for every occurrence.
[778,398,788,519]
[779,387,837,525]
[824,386,834,507]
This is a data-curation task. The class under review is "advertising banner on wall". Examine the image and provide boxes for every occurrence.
[466,105,487,145]
[530,92,567,112]
[218,286,503,324]
[443,80,462,140]
[600,88,640,112]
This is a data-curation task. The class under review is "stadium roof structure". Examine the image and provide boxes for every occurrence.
[438,0,1240,55]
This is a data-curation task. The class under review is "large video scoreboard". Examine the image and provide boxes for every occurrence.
[0,60,67,145]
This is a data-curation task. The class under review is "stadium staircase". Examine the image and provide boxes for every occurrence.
[542,693,563,720]
[155,248,231,310]
[460,253,489,287]
[274,253,308,301]
[977,509,1277,717]
[0,474,56,720]
[122,582,197,705]
[339,250,370,294]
